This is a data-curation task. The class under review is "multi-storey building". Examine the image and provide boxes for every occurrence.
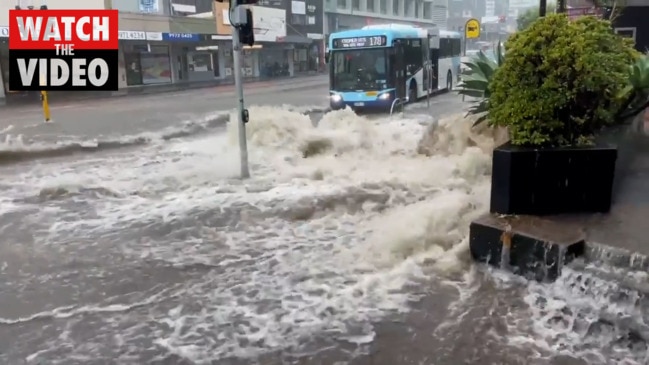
[324,0,449,36]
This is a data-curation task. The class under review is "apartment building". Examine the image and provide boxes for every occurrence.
[325,0,449,36]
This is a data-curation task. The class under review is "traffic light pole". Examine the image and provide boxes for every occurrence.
[231,26,250,178]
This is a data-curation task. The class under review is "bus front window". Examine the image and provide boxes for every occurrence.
[331,49,388,91]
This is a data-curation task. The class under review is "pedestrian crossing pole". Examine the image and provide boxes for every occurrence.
[215,0,258,178]
[17,0,51,122]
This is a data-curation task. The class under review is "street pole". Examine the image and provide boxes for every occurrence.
[230,0,254,179]
[231,4,250,178]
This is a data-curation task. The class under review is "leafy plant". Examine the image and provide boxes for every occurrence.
[618,55,649,119]
[488,14,638,147]
[456,42,505,126]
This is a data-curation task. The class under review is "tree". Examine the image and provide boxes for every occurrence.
[517,3,556,31]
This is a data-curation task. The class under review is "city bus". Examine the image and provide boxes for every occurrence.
[326,24,459,110]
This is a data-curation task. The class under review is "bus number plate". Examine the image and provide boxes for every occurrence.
[354,102,364,106]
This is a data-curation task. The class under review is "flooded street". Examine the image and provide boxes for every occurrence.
[0,90,648,364]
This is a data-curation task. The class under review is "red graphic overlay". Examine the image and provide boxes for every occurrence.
[8,9,119,91]
[9,10,118,50]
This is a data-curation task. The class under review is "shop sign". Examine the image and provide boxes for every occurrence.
[162,33,200,41]
[119,31,146,40]
[146,32,163,41]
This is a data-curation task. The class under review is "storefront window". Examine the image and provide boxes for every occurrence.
[261,48,288,78]
[294,47,308,73]
[140,45,172,84]
[122,45,171,86]
[188,53,212,72]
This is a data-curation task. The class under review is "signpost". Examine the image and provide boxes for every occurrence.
[464,18,480,56]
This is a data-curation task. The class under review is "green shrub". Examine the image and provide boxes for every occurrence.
[488,14,639,147]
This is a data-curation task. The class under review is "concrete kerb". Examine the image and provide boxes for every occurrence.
[0,75,329,108]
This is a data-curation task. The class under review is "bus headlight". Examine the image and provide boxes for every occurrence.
[330,94,342,102]
[378,93,390,100]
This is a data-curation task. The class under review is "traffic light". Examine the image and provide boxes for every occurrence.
[238,8,254,46]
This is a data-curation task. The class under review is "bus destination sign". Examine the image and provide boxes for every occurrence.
[334,35,387,48]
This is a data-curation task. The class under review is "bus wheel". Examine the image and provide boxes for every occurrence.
[408,83,417,103]
[447,71,453,90]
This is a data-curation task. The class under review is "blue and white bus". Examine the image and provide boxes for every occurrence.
[326,24,460,110]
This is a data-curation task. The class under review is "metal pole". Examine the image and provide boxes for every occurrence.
[426,65,430,108]
[463,33,467,56]
[231,22,250,178]
[539,0,547,17]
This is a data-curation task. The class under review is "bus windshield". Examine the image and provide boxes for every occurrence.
[331,48,389,91]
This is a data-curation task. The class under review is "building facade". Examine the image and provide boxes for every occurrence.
[324,0,448,36]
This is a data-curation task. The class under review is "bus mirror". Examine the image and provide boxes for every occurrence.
[325,51,329,63]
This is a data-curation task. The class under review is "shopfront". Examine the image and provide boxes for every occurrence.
[165,33,227,83]
[258,44,290,78]
[120,31,173,86]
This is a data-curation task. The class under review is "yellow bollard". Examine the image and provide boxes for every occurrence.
[40,90,50,122]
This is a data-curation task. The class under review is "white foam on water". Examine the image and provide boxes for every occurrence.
[1,105,500,362]
[486,264,649,364]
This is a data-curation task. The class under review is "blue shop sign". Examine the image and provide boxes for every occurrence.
[162,33,200,41]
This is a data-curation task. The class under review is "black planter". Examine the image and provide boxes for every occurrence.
[490,142,617,215]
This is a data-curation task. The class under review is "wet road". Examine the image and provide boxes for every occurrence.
[1,87,648,365]
[0,76,330,141]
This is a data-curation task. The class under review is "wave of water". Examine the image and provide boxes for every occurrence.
[0,106,328,166]
[0,105,644,364]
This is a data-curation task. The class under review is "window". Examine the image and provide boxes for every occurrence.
[615,27,636,44]
[380,0,387,13]
[338,0,347,8]
[292,14,306,25]
[423,2,431,18]
[403,39,423,74]
[331,49,389,91]
[414,0,419,17]
[353,0,360,10]
[393,0,399,15]
[140,45,172,84]
[439,38,461,58]
[367,0,374,12]
[405,0,413,17]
